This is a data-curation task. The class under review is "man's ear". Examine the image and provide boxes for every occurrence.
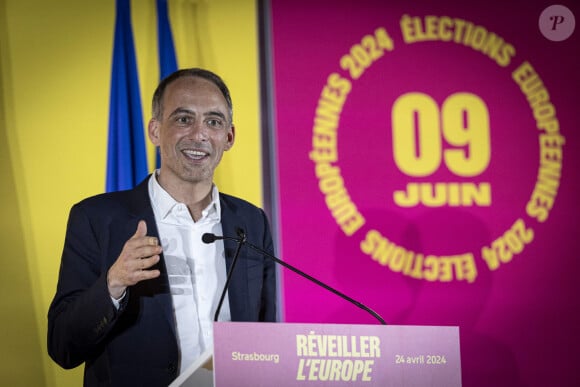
[225,125,236,151]
[148,119,160,145]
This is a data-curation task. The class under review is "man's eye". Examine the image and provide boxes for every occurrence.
[207,119,222,127]
[176,116,190,124]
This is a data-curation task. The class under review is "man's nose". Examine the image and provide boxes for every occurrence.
[188,120,208,141]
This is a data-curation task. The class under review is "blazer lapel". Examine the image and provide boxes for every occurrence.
[220,196,251,321]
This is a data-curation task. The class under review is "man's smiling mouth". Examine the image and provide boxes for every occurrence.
[182,149,209,160]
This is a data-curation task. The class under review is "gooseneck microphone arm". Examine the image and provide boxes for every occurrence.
[202,232,386,325]
[211,229,247,322]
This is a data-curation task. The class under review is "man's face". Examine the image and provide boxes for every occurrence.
[148,76,235,187]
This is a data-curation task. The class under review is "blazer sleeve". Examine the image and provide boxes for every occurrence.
[47,203,125,369]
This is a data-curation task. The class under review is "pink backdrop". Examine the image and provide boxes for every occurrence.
[268,1,580,386]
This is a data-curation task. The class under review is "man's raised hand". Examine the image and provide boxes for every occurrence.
[107,220,162,299]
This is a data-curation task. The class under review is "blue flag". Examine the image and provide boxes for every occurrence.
[155,0,178,168]
[156,0,178,79]
[106,0,148,192]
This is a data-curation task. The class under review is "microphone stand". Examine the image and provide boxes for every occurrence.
[213,231,247,322]
[204,232,386,325]
[243,241,387,325]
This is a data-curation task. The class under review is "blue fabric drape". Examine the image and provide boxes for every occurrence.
[156,0,178,79]
[106,0,148,192]
[155,0,178,168]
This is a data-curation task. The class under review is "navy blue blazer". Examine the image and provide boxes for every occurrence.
[47,177,277,386]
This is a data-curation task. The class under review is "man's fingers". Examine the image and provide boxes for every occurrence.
[147,236,159,246]
[133,244,162,261]
[130,220,159,248]
[110,221,162,290]
[137,221,159,246]
[129,256,161,283]
[139,255,161,271]
[134,220,147,238]
[139,268,161,281]
[116,255,161,287]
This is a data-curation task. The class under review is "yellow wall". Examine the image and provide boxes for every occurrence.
[0,0,262,385]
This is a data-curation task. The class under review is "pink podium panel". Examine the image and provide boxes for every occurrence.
[213,322,461,386]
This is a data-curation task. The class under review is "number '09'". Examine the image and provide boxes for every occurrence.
[392,93,491,177]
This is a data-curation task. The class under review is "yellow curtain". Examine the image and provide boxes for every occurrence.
[0,0,261,385]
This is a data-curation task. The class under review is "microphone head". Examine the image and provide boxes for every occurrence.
[202,233,217,244]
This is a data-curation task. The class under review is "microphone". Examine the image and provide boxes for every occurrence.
[210,228,246,322]
[202,232,386,325]
[202,233,228,243]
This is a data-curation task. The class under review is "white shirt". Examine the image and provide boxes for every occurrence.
[148,173,231,374]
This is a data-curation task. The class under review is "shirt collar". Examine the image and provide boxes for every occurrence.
[148,171,221,222]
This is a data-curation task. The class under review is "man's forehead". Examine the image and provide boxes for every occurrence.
[164,77,227,105]
[160,76,231,121]
[167,75,220,93]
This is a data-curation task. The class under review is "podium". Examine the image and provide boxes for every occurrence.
[171,322,462,386]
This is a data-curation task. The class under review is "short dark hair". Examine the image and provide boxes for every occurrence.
[151,68,233,122]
